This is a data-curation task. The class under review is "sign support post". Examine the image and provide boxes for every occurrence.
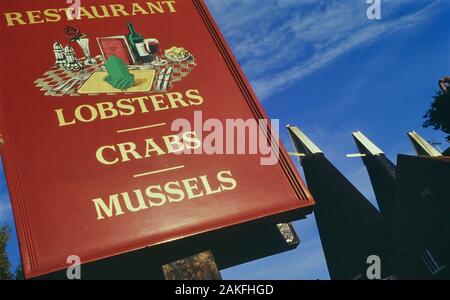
[162,251,222,280]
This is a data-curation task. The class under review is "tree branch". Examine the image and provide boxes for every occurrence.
[439,77,450,92]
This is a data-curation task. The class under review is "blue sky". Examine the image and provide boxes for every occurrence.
[1,0,450,279]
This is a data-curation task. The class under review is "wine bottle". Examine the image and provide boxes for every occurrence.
[126,22,152,64]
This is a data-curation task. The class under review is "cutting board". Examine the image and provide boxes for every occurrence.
[77,69,156,94]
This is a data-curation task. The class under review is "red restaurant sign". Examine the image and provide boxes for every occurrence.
[0,0,314,278]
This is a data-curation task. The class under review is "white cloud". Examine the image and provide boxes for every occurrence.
[206,0,443,99]
[204,0,445,280]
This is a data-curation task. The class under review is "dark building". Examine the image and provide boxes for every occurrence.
[390,133,449,279]
[352,132,396,223]
[391,154,450,279]
[287,126,449,280]
[443,147,450,156]
[287,126,391,280]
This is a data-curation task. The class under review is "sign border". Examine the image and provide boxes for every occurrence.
[0,0,315,278]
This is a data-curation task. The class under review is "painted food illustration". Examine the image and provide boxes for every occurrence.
[34,24,197,97]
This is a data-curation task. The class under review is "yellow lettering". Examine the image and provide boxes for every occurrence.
[186,89,204,106]
[145,185,166,207]
[109,4,129,17]
[92,195,124,220]
[55,109,76,127]
[131,96,150,113]
[117,99,136,116]
[162,1,177,13]
[90,5,111,18]
[149,94,169,111]
[26,11,44,24]
[75,105,98,123]
[163,135,185,153]
[122,190,148,212]
[200,175,222,196]
[44,9,62,23]
[58,8,74,21]
[96,145,119,165]
[182,131,202,150]
[146,2,164,14]
[4,12,26,26]
[145,138,166,157]
[117,142,143,162]
[164,181,185,203]
[218,170,237,191]
[182,178,204,200]
[79,7,96,19]
[167,92,189,109]
[97,102,119,120]
[131,3,149,15]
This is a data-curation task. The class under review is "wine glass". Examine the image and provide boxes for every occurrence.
[145,38,167,66]
[77,35,96,65]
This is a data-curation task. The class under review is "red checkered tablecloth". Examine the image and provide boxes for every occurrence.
[34,54,197,97]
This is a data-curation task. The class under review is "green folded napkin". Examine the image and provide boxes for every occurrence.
[104,55,135,90]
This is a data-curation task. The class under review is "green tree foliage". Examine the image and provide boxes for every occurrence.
[0,224,12,280]
[423,90,450,142]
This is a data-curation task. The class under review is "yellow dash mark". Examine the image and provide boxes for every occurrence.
[134,165,185,178]
[117,123,166,133]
